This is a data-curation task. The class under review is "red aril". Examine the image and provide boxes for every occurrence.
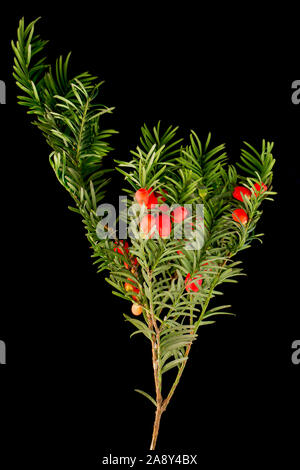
[232,208,248,225]
[185,273,203,292]
[171,206,190,223]
[232,186,251,202]
[135,188,150,206]
[253,182,267,195]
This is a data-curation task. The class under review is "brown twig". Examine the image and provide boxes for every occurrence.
[147,269,165,450]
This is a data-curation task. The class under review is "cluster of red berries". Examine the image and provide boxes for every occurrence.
[124,183,268,314]
[232,182,267,225]
[135,187,190,238]
[136,187,206,294]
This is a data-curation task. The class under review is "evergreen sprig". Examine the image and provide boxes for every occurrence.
[111,123,275,448]
[13,18,276,451]
[12,17,117,256]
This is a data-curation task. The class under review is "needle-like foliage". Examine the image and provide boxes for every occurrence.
[12,18,276,451]
[98,121,275,449]
[12,17,117,257]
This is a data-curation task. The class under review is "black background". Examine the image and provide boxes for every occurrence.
[0,5,299,468]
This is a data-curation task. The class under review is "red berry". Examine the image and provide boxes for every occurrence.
[156,214,172,238]
[232,186,251,202]
[135,188,150,206]
[124,262,129,270]
[232,208,248,225]
[185,273,203,292]
[135,187,158,208]
[140,214,156,238]
[253,182,267,195]
[171,206,190,223]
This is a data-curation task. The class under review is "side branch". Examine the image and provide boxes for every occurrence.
[162,343,191,412]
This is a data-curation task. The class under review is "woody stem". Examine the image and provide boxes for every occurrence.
[148,271,164,450]
[150,404,163,450]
